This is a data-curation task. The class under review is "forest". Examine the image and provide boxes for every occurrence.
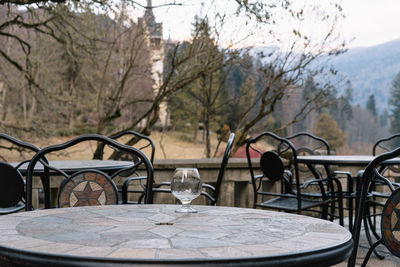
[0,0,398,156]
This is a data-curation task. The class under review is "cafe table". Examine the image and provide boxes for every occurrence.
[12,160,134,175]
[0,205,352,266]
[297,155,400,231]
[12,160,134,209]
[297,155,400,169]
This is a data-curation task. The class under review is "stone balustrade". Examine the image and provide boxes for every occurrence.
[31,158,362,209]
[31,158,266,209]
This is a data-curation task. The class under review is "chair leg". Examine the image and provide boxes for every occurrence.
[363,215,385,260]
[361,239,383,267]
[338,195,344,226]
[348,194,353,232]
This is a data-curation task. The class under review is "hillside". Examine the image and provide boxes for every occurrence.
[331,39,400,111]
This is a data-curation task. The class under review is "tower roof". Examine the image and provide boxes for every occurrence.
[142,0,162,39]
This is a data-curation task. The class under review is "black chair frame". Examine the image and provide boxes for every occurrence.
[26,134,154,210]
[360,133,400,258]
[285,132,352,228]
[247,132,343,224]
[349,146,400,267]
[149,133,235,206]
[98,130,156,204]
[0,133,44,213]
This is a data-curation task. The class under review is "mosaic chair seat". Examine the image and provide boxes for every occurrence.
[96,130,155,204]
[58,170,118,208]
[152,133,235,206]
[349,146,400,266]
[285,132,352,227]
[0,133,41,213]
[246,132,343,224]
[25,134,154,210]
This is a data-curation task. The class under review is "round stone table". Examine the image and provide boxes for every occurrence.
[0,205,352,266]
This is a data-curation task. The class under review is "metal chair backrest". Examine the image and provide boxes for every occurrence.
[373,133,400,156]
[0,162,25,214]
[246,132,301,209]
[98,130,155,163]
[212,132,235,205]
[0,133,40,214]
[348,146,400,266]
[0,133,40,162]
[285,132,332,178]
[26,134,154,210]
[373,133,400,175]
[285,132,331,156]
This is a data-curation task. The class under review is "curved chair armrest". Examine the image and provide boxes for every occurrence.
[200,191,216,205]
[282,170,296,194]
[152,188,172,193]
[332,171,353,192]
[153,182,171,188]
[333,170,353,180]
[301,177,331,189]
[121,176,147,204]
[202,183,216,191]
[0,204,25,215]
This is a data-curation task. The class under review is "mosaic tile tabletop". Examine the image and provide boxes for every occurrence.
[0,205,352,263]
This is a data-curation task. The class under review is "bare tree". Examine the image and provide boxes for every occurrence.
[229,0,347,152]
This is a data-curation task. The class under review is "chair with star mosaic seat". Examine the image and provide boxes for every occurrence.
[359,133,400,260]
[58,170,118,208]
[349,146,400,267]
[25,134,154,210]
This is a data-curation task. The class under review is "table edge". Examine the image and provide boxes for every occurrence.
[0,235,353,267]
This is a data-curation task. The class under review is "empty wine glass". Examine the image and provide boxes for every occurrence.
[171,168,202,213]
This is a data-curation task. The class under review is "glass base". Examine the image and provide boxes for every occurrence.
[175,205,197,213]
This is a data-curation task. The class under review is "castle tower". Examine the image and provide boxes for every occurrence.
[140,0,170,128]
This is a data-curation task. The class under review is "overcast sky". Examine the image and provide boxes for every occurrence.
[136,0,400,48]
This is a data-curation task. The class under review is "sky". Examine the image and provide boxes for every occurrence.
[133,0,400,49]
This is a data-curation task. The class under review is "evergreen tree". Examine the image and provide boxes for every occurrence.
[380,109,389,128]
[335,81,353,131]
[169,16,227,157]
[314,113,347,151]
[390,72,400,134]
[366,94,377,117]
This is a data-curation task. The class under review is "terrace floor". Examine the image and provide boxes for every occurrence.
[334,218,400,266]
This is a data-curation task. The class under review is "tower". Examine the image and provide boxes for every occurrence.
[140,0,170,128]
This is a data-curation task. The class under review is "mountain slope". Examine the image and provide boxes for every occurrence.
[331,39,400,110]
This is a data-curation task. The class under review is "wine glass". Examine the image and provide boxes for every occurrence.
[171,168,202,213]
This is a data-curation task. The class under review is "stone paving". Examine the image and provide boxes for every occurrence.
[0,205,351,265]
[334,218,400,267]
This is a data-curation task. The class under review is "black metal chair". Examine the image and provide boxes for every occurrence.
[0,133,41,214]
[99,130,155,163]
[348,146,400,267]
[97,130,155,204]
[151,133,235,206]
[246,132,343,224]
[25,134,154,210]
[286,132,352,227]
[360,134,400,259]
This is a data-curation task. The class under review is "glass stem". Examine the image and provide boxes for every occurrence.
[181,202,191,209]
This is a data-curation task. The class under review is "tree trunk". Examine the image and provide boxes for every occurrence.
[22,84,27,125]
[68,79,75,131]
[205,108,211,158]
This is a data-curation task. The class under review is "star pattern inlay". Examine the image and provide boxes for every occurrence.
[72,182,103,207]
